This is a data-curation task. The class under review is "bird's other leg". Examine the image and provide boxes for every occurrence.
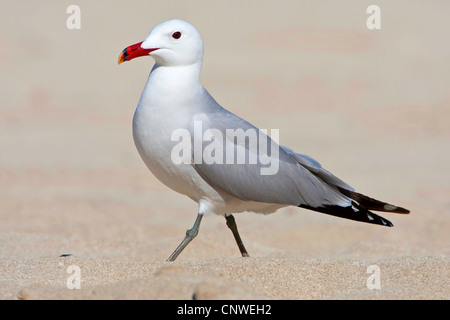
[167,213,203,262]
[225,214,250,257]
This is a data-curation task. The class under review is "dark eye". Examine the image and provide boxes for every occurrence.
[172,31,182,39]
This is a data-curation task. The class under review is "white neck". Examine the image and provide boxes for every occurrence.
[146,62,202,95]
[136,61,208,118]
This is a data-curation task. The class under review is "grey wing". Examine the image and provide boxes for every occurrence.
[280,146,354,192]
[191,110,352,208]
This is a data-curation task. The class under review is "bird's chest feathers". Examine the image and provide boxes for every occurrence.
[132,84,201,179]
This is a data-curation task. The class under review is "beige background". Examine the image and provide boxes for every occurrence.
[0,1,448,299]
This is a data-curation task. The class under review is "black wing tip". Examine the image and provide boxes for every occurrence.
[391,206,410,214]
[298,204,394,227]
[337,187,410,214]
[377,202,410,214]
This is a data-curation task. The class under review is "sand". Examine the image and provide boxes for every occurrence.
[0,1,449,300]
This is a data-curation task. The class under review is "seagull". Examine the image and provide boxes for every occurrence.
[118,19,409,261]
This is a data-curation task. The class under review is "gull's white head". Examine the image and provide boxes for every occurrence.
[118,19,204,67]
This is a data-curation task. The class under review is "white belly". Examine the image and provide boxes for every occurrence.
[132,103,200,200]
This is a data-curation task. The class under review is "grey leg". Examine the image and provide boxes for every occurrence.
[167,213,203,262]
[225,214,250,257]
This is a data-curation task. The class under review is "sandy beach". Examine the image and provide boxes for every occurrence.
[0,1,448,299]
